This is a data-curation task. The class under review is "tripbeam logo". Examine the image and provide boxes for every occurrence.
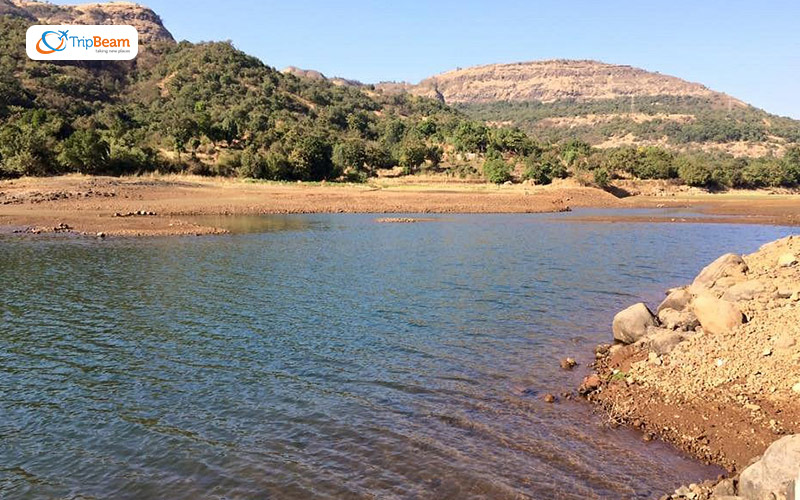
[26,25,138,60]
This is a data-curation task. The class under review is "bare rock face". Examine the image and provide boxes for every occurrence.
[406,60,738,105]
[739,434,800,500]
[6,0,174,44]
[690,253,749,293]
[691,293,744,335]
[612,302,657,344]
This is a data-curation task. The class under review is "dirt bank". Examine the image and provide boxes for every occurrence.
[580,236,800,498]
[1,175,799,237]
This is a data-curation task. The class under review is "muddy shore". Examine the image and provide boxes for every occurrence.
[579,236,800,499]
[1,175,800,237]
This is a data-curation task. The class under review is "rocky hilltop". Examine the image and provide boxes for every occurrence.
[1,0,173,43]
[409,59,741,105]
[581,235,800,499]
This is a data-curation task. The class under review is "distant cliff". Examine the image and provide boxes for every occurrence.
[1,0,174,43]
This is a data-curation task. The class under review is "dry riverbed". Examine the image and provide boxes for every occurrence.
[1,175,799,237]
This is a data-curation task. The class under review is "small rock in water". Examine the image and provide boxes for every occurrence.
[579,374,601,395]
[96,232,106,239]
[560,357,577,370]
[543,393,556,403]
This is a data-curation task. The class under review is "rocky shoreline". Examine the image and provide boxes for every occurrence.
[579,235,800,499]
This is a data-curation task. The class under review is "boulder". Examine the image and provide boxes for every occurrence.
[612,303,657,344]
[690,253,748,293]
[657,307,700,331]
[722,279,773,302]
[638,327,687,355]
[778,253,798,268]
[692,293,744,335]
[739,434,800,500]
[658,287,692,313]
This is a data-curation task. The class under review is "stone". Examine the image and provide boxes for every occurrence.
[560,357,577,370]
[635,326,686,355]
[658,287,692,313]
[690,253,748,293]
[711,478,736,497]
[579,374,601,395]
[792,382,800,394]
[739,434,800,500]
[648,351,662,366]
[722,280,773,302]
[657,307,699,331]
[612,303,657,344]
[543,393,555,403]
[776,336,796,350]
[96,232,106,239]
[778,253,798,268]
[691,293,744,335]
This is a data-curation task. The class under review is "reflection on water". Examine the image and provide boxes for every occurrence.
[0,215,792,499]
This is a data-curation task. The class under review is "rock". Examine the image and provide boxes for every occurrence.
[657,307,699,331]
[690,253,748,293]
[691,293,744,335]
[722,280,773,302]
[96,232,106,239]
[776,336,796,350]
[648,351,662,366]
[641,327,687,355]
[792,382,800,394]
[739,434,800,500]
[712,478,736,497]
[579,374,601,395]
[612,303,657,344]
[658,287,692,313]
[559,357,577,370]
[777,253,798,268]
[543,393,555,403]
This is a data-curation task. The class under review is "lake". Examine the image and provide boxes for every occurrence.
[0,213,793,499]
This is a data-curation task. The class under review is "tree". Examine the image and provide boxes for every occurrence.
[453,121,488,153]
[398,139,428,174]
[332,139,368,174]
[58,129,110,174]
[483,158,512,184]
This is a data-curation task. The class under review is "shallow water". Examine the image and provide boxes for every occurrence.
[0,214,793,499]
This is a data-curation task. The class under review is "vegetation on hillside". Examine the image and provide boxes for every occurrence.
[460,97,800,145]
[1,14,799,190]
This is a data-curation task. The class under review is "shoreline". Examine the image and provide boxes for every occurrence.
[1,175,800,238]
[578,235,800,499]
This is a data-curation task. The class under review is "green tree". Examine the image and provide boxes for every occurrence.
[58,129,110,174]
[483,158,512,184]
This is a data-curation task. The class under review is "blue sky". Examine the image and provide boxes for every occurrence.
[58,0,800,118]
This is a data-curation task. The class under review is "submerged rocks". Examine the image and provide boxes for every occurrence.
[612,303,657,344]
[692,293,744,335]
[559,357,577,370]
[739,434,800,499]
[690,253,748,293]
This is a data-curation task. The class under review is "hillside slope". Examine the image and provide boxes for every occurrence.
[1,0,174,43]
[398,60,800,156]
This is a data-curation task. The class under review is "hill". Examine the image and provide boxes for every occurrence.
[1,2,799,190]
[1,0,174,43]
[400,60,800,157]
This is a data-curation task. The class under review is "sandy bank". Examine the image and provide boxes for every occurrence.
[1,175,799,237]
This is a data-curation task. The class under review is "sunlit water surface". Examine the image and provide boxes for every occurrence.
[1,213,793,499]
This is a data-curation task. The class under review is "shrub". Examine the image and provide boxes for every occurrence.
[483,158,512,184]
[593,167,611,188]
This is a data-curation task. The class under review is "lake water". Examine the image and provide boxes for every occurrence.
[0,213,794,499]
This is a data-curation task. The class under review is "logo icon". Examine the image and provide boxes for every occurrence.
[35,30,69,54]
[27,25,138,61]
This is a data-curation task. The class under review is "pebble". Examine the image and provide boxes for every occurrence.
[792,382,800,393]
[559,357,577,370]
[543,393,556,403]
